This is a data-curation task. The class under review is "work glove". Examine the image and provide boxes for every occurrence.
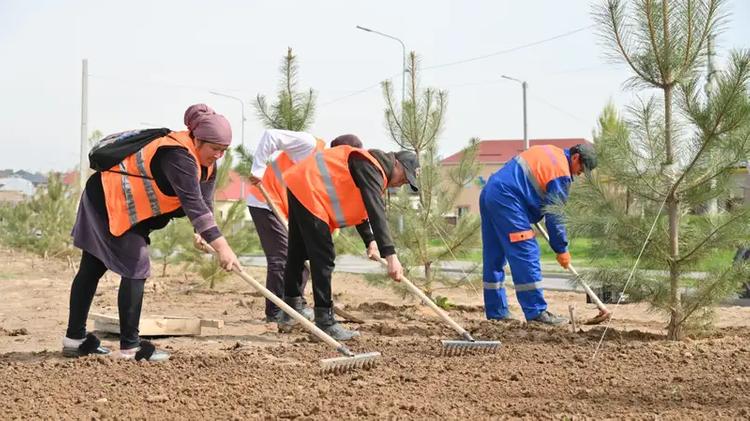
[556,252,571,269]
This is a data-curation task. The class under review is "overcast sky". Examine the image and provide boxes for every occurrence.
[1,0,748,173]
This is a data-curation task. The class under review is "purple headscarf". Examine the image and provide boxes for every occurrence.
[183,104,232,146]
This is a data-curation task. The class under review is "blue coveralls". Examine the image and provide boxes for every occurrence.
[480,146,572,320]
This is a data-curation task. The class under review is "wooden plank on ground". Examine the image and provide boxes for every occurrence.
[90,313,220,336]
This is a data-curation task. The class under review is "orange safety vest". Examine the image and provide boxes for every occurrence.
[284,146,387,231]
[514,145,570,199]
[101,131,213,236]
[247,138,325,216]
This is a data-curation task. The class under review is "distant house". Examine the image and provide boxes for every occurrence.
[0,177,35,203]
[213,170,252,222]
[440,138,592,216]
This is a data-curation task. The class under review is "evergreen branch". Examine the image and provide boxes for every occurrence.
[645,0,668,83]
[669,62,747,196]
[679,267,731,324]
[603,0,662,86]
[678,209,750,264]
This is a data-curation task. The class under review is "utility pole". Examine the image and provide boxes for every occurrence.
[79,59,88,191]
[210,91,246,199]
[356,25,406,106]
[522,80,528,151]
[501,75,529,150]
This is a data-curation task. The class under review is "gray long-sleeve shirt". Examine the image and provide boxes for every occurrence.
[348,154,396,258]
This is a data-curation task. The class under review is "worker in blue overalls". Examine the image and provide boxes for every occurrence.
[479,143,597,325]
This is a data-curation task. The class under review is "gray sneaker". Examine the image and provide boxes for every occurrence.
[277,296,314,332]
[315,307,360,341]
[320,322,360,341]
[529,311,569,326]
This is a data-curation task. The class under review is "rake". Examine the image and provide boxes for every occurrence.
[201,243,380,373]
[534,223,611,325]
[375,257,501,355]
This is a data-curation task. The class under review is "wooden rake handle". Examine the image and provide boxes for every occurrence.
[201,243,348,353]
[376,257,474,342]
[533,223,609,314]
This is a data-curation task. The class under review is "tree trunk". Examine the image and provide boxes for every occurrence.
[664,85,683,340]
[424,261,433,296]
[162,257,168,278]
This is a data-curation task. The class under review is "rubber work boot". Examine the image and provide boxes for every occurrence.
[62,333,111,358]
[277,296,314,332]
[314,307,360,341]
[529,311,569,326]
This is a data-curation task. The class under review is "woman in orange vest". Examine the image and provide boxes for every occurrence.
[245,130,363,323]
[62,104,241,362]
[280,145,419,340]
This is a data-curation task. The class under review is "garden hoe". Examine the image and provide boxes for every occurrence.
[375,257,501,356]
[201,243,380,373]
[533,223,611,325]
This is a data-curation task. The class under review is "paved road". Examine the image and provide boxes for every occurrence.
[239,254,749,307]
[240,254,580,292]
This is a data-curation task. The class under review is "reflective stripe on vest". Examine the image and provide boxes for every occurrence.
[269,160,286,190]
[515,145,570,200]
[118,161,138,227]
[315,152,347,228]
[135,149,161,216]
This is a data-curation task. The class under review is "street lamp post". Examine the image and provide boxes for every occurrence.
[501,75,529,151]
[356,25,406,106]
[210,91,246,198]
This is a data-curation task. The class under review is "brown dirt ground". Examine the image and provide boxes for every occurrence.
[1,247,750,420]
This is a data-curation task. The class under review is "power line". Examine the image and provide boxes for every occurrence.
[89,74,249,95]
[528,92,588,123]
[320,24,594,107]
[422,24,595,71]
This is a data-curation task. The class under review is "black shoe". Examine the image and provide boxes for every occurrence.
[314,307,360,341]
[529,311,569,326]
[62,333,111,358]
[119,341,170,362]
[278,296,314,332]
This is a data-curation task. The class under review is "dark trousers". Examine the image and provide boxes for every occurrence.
[65,251,146,349]
[248,206,309,317]
[283,191,336,309]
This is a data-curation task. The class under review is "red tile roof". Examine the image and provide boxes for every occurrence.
[441,138,591,164]
[214,170,246,201]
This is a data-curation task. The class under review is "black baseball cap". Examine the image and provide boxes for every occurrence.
[570,143,597,172]
[394,150,420,192]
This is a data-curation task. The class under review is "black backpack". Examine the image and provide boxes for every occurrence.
[88,128,171,172]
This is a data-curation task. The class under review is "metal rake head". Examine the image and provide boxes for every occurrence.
[320,352,381,374]
[441,340,502,356]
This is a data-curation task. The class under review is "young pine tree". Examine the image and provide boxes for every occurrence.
[0,174,78,258]
[563,0,750,339]
[377,52,482,299]
[254,47,316,131]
